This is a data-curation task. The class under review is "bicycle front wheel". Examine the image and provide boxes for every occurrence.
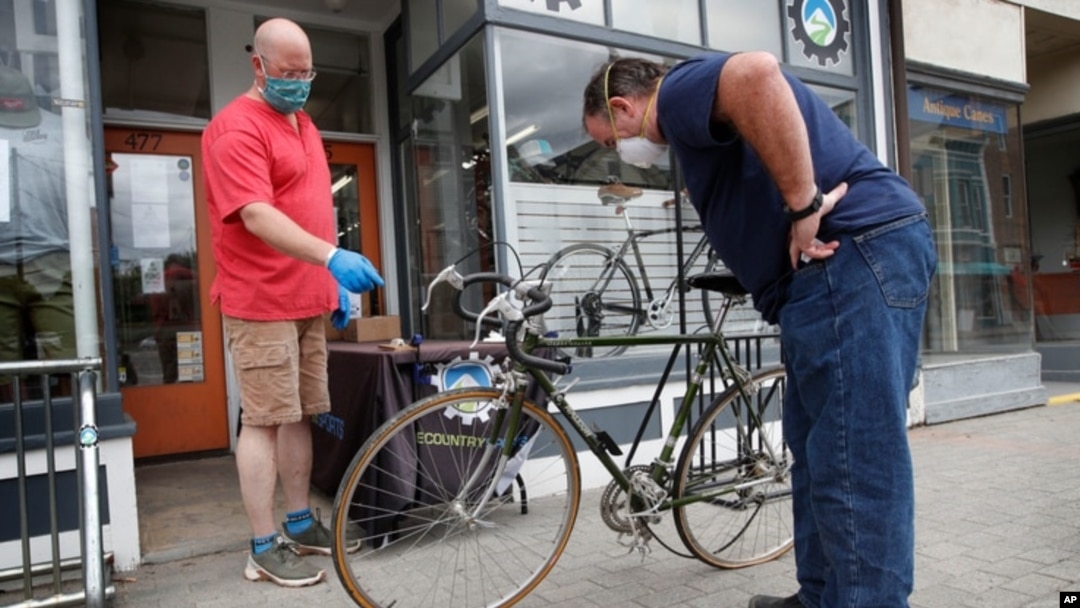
[542,243,641,358]
[672,367,794,568]
[332,387,581,608]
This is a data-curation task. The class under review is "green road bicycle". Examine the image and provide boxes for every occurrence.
[331,264,793,608]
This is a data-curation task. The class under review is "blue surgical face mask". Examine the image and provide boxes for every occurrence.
[258,76,310,115]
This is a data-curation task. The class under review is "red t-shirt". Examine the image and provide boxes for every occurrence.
[201,96,337,320]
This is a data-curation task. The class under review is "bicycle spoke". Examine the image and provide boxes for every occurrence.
[673,367,794,568]
[333,388,580,608]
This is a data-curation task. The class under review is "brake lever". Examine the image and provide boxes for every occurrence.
[422,265,464,312]
[470,293,524,348]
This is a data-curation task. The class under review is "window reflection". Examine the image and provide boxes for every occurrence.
[0,0,95,401]
[908,84,1033,354]
[612,0,701,45]
[99,0,211,120]
[408,0,438,70]
[808,84,857,136]
[257,19,373,135]
[704,0,782,55]
[108,153,203,386]
[500,29,674,191]
[408,36,493,339]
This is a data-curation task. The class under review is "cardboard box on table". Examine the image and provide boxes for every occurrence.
[324,291,402,343]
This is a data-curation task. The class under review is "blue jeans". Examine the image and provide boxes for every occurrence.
[778,214,936,608]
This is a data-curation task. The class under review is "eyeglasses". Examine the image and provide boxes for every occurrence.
[259,54,317,82]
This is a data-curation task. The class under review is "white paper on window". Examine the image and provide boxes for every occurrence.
[133,203,171,248]
[141,257,166,294]
[129,156,170,204]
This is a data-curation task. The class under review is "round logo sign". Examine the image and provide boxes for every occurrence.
[787,0,850,67]
[425,352,501,425]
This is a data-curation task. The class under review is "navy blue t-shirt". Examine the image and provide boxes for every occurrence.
[658,53,925,323]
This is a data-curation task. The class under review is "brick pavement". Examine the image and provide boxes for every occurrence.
[111,402,1080,607]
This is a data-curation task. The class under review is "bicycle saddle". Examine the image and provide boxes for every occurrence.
[597,183,643,205]
[686,271,748,297]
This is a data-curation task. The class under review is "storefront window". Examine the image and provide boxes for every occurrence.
[1025,128,1080,343]
[705,0,782,56]
[908,83,1034,354]
[406,35,494,339]
[1,0,99,398]
[500,29,674,191]
[612,0,701,45]
[407,0,438,70]
[444,0,478,37]
[98,0,211,121]
[809,84,857,136]
[304,25,374,135]
[496,27,700,369]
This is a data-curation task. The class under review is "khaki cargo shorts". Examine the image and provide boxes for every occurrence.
[223,315,331,426]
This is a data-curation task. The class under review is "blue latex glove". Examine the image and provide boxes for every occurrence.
[331,284,351,330]
[328,249,384,293]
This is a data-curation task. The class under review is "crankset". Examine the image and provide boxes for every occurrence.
[599,465,665,533]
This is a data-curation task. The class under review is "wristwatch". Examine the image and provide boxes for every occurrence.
[785,188,823,221]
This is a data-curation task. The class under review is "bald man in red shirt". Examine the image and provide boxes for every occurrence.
[202,17,381,587]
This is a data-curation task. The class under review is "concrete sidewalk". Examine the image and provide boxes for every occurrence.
[111,400,1080,607]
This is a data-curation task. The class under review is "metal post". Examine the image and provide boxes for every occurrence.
[13,376,32,602]
[43,376,62,593]
[77,369,106,607]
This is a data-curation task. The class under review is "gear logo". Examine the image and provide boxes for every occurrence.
[426,352,501,424]
[787,0,850,67]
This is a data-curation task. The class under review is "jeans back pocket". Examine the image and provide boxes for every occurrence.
[853,215,936,309]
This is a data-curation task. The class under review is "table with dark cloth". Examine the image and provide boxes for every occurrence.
[310,340,513,496]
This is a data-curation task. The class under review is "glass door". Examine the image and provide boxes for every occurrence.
[105,129,227,458]
[326,141,382,315]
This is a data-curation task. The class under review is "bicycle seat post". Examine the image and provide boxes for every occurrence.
[598,182,642,231]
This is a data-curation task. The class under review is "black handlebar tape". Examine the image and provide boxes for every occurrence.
[504,320,570,376]
[455,272,569,376]
[452,273,515,328]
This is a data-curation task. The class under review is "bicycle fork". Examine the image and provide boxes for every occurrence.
[453,375,531,525]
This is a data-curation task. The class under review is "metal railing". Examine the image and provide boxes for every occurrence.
[0,358,113,607]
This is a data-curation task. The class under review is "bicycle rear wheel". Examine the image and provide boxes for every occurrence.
[542,243,640,358]
[672,367,794,568]
[332,387,581,608]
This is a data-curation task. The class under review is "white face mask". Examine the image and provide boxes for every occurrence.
[604,63,666,168]
[616,137,668,169]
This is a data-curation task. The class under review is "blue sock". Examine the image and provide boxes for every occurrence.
[284,508,314,534]
[251,533,277,555]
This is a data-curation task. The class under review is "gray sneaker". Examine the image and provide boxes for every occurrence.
[281,510,362,555]
[243,538,325,587]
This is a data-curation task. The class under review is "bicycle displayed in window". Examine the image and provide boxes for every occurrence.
[330,261,793,608]
[538,182,726,358]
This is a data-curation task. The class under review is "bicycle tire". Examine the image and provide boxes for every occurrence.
[542,243,641,358]
[672,367,794,568]
[332,387,581,608]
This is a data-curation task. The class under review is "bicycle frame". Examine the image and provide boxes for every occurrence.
[593,206,713,328]
[473,316,784,517]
